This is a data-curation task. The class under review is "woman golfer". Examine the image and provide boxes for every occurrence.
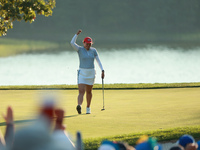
[70,29,105,114]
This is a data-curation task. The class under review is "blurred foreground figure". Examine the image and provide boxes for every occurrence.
[98,140,135,150]
[170,146,184,150]
[185,143,198,150]
[52,108,75,150]
[10,97,75,150]
[135,135,162,150]
[0,106,14,150]
[177,134,198,150]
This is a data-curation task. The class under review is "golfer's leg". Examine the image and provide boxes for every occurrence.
[86,85,93,108]
[78,84,86,105]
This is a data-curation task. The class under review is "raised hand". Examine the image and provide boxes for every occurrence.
[77,29,82,35]
[101,71,105,79]
[3,106,13,124]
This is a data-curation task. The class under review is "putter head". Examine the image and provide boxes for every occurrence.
[101,108,105,111]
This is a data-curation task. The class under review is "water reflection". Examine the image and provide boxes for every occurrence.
[0,46,200,85]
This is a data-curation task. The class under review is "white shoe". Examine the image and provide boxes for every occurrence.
[86,107,91,114]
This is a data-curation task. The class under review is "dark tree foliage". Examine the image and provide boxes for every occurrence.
[0,0,56,36]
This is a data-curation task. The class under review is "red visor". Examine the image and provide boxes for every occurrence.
[83,37,93,44]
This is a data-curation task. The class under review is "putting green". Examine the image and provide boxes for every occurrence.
[0,88,200,140]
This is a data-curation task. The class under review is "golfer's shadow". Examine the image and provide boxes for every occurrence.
[64,114,79,118]
[0,114,84,126]
[0,119,37,126]
[64,113,88,118]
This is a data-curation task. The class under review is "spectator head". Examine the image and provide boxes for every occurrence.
[178,135,195,148]
[98,140,119,150]
[135,136,162,150]
[37,94,57,124]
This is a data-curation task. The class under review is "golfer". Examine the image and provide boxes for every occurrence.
[70,29,105,114]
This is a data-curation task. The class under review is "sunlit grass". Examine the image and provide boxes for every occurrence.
[0,87,200,150]
[0,82,200,90]
[0,38,60,57]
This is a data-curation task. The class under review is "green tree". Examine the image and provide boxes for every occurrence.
[0,0,56,36]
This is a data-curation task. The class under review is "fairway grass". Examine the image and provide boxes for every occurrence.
[0,88,200,145]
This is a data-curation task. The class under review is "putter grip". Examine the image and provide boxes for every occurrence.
[102,78,105,109]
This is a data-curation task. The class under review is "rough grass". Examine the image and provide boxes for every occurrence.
[0,38,60,57]
[0,87,200,150]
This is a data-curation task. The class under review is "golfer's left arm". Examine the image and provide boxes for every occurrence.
[95,56,105,79]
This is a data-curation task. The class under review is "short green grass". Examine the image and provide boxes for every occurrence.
[0,38,60,57]
[0,87,200,149]
[0,82,200,90]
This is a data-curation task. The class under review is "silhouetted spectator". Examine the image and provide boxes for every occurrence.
[10,96,75,150]
[10,98,55,150]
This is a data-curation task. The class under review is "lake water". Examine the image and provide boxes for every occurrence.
[1,46,200,85]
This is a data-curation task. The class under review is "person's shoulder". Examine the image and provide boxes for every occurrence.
[90,47,98,56]
[90,47,97,51]
[78,46,84,51]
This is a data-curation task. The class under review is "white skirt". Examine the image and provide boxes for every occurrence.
[77,68,96,85]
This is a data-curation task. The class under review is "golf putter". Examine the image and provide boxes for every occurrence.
[101,78,105,111]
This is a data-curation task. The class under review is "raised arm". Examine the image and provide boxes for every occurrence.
[70,29,82,51]
[3,106,14,148]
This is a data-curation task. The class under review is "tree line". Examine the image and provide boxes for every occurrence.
[3,0,200,44]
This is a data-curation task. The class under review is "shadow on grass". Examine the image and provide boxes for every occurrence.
[64,113,89,118]
[0,119,37,126]
[0,114,81,126]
